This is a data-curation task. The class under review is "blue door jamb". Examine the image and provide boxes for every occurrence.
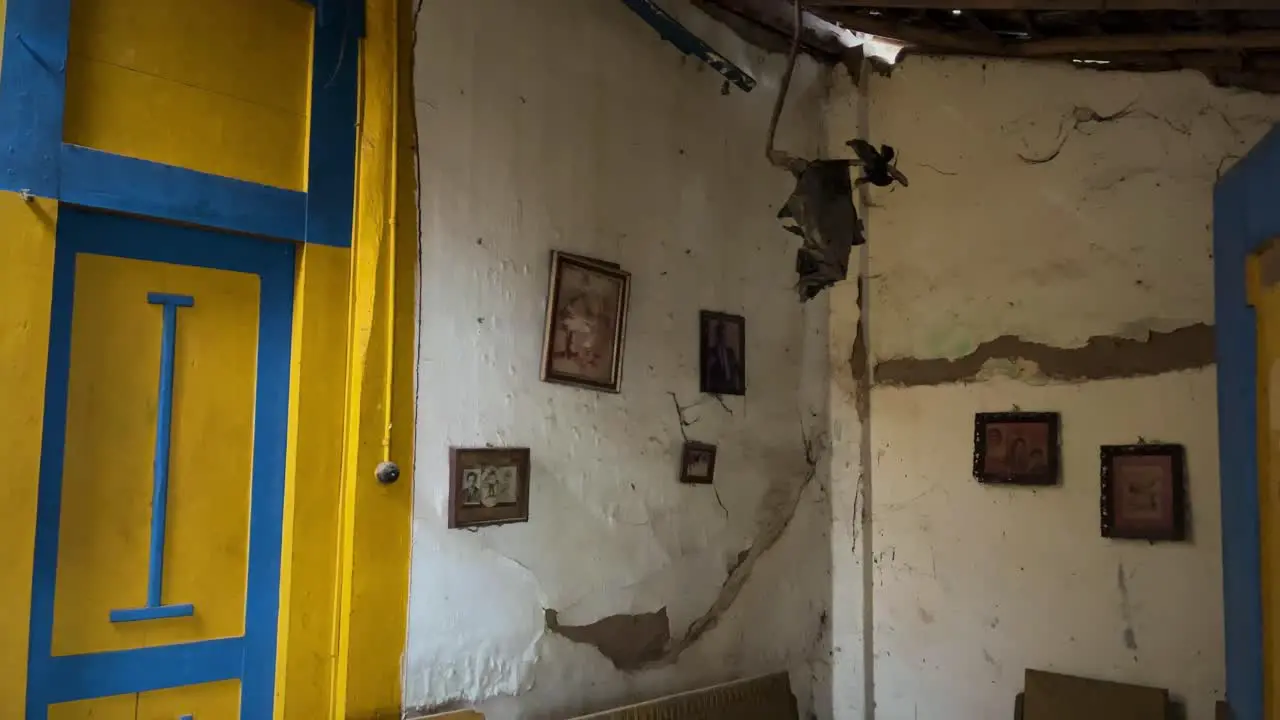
[1214,125,1280,720]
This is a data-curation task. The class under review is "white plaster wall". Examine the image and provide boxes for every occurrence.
[827,56,1280,719]
[409,1,833,717]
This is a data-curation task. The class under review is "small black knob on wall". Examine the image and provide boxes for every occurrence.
[375,461,401,485]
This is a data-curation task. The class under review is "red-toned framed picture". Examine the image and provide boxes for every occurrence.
[1100,444,1187,541]
[973,412,1060,486]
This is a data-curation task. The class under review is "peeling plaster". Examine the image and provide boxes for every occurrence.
[545,608,672,670]
[874,323,1214,388]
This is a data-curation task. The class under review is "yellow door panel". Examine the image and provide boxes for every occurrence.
[63,0,311,190]
[137,679,240,720]
[47,691,136,720]
[1250,248,1280,716]
[66,0,311,113]
[51,254,259,656]
[63,57,308,191]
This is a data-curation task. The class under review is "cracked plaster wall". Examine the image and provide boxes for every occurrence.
[828,56,1280,719]
[408,1,833,717]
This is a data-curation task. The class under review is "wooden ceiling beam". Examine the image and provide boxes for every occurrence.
[809,0,1280,11]
[1012,29,1280,55]
[819,10,1007,51]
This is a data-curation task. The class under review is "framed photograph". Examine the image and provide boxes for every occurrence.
[700,311,746,396]
[1100,444,1186,541]
[540,251,631,393]
[448,447,531,529]
[973,412,1060,485]
[680,442,717,485]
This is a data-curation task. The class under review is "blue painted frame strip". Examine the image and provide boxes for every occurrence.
[26,209,295,718]
[1214,125,1280,720]
[0,0,72,198]
[42,638,244,704]
[306,0,360,247]
[60,145,308,242]
[619,0,756,92]
[109,292,197,625]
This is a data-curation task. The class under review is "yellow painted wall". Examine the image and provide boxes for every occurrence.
[1250,250,1280,718]
[334,0,417,715]
[276,243,351,720]
[51,256,258,656]
[63,0,311,190]
[0,192,57,720]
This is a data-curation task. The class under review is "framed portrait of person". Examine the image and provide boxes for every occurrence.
[699,311,746,396]
[540,251,631,393]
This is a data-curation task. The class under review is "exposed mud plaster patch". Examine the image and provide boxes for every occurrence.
[875,323,1213,387]
[850,278,869,421]
[544,607,671,671]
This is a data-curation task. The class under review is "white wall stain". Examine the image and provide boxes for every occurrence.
[409,0,832,717]
[827,55,1280,720]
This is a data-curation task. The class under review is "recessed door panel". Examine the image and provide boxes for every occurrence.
[51,254,259,656]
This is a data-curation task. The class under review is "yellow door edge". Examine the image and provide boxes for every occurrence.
[332,0,417,716]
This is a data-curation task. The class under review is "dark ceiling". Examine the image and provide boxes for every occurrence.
[698,0,1280,92]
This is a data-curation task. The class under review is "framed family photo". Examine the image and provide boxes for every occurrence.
[700,311,746,396]
[448,447,531,529]
[973,412,1060,485]
[1100,444,1186,542]
[540,251,631,393]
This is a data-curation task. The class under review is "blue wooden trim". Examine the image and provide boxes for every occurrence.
[26,209,295,718]
[1214,124,1280,720]
[180,716,193,720]
[142,292,191,610]
[108,603,196,624]
[107,292,198,625]
[236,213,295,713]
[60,144,308,242]
[305,2,359,248]
[39,638,244,705]
[25,211,79,720]
[147,293,195,309]
[619,0,756,92]
[0,0,72,198]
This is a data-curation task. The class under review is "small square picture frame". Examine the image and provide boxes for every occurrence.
[448,447,532,529]
[973,412,1060,486]
[1100,444,1187,542]
[680,442,717,485]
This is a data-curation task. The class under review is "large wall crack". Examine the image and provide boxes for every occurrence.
[545,423,823,671]
[875,323,1213,387]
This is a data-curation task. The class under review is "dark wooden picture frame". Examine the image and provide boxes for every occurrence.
[448,447,532,529]
[540,250,631,393]
[1100,444,1187,541]
[680,442,718,485]
[973,412,1060,485]
[699,311,746,396]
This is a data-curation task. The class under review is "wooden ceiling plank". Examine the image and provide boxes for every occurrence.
[808,0,1280,11]
[1012,29,1280,55]
[820,9,1007,51]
